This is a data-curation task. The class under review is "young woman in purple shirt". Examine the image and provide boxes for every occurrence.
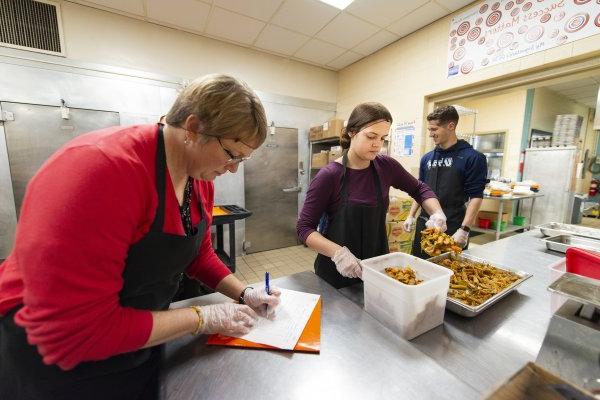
[297,102,447,288]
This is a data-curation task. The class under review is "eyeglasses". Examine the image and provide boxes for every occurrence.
[217,137,251,164]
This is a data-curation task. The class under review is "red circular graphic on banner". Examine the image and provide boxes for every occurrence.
[453,47,466,61]
[457,21,471,35]
[557,35,568,44]
[518,25,528,34]
[480,4,489,13]
[540,13,551,23]
[478,36,486,45]
[511,7,520,17]
[487,10,502,26]
[476,17,483,25]
[498,32,514,48]
[481,58,489,66]
[573,0,591,4]
[525,25,544,42]
[549,28,559,38]
[595,13,600,27]
[505,1,515,9]
[523,2,532,11]
[565,12,590,33]
[492,2,500,10]
[467,27,482,41]
[555,11,566,21]
[461,60,474,74]
[450,29,457,36]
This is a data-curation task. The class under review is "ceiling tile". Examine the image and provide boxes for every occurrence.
[345,0,428,28]
[436,0,475,12]
[316,13,379,49]
[146,0,210,32]
[271,0,340,36]
[206,7,266,45]
[352,29,399,55]
[254,25,310,56]
[387,2,448,37]
[86,0,144,15]
[213,0,283,22]
[326,50,363,69]
[294,38,346,65]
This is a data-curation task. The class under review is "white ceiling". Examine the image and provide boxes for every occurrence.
[546,75,600,109]
[68,0,474,70]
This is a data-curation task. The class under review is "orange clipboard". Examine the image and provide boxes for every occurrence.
[206,299,321,353]
[212,206,230,216]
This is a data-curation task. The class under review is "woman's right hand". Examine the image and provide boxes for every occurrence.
[200,303,258,336]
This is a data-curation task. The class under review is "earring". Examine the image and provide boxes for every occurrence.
[184,135,190,145]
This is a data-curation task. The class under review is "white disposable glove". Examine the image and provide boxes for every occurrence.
[200,303,257,336]
[452,228,469,247]
[243,287,282,319]
[402,216,416,232]
[425,210,448,232]
[332,246,362,279]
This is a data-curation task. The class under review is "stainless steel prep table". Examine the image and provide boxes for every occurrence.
[340,229,563,394]
[161,230,560,399]
[162,272,479,400]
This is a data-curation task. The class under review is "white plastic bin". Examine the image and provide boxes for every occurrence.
[548,258,567,314]
[361,252,453,340]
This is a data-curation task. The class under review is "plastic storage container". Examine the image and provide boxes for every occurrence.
[548,258,567,314]
[491,220,507,231]
[565,247,600,280]
[513,215,526,226]
[478,218,491,229]
[361,252,453,340]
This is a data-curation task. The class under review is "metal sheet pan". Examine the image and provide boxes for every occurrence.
[536,222,600,240]
[542,234,600,253]
[427,253,533,317]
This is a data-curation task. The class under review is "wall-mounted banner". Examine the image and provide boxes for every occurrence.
[392,121,415,157]
[447,0,600,78]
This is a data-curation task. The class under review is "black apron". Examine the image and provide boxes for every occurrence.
[0,125,206,400]
[314,152,388,289]
[412,147,468,259]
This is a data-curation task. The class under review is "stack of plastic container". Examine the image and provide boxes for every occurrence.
[551,114,583,147]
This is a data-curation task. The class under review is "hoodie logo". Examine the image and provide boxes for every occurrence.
[427,157,453,169]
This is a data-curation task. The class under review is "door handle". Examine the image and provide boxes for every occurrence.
[282,186,301,193]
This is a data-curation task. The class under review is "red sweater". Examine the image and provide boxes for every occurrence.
[0,124,231,370]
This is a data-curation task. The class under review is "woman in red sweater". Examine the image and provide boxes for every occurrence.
[0,74,281,399]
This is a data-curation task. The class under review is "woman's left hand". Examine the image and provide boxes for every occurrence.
[243,287,282,319]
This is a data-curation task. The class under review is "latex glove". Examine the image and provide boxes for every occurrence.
[402,216,416,232]
[332,246,362,279]
[425,210,448,232]
[243,287,282,319]
[452,228,469,247]
[200,303,257,336]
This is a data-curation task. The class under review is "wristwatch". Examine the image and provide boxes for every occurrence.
[461,225,471,232]
[238,286,253,304]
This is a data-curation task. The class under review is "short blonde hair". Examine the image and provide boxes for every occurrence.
[166,74,267,145]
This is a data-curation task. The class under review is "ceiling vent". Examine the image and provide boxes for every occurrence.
[0,0,64,55]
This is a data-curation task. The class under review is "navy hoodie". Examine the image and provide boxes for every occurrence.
[419,139,487,202]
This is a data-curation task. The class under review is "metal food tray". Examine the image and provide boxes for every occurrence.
[542,234,600,253]
[536,222,600,240]
[427,252,532,317]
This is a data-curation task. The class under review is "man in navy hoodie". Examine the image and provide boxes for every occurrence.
[404,105,488,259]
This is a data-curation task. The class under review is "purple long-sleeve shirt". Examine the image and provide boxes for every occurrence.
[297,154,436,243]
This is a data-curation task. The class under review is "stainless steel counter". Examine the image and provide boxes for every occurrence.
[162,230,562,399]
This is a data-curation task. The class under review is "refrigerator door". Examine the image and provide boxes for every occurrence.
[521,147,577,226]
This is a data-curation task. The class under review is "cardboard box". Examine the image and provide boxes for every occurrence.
[309,125,323,141]
[478,211,509,223]
[388,222,413,242]
[311,151,329,168]
[388,241,413,254]
[321,119,345,140]
[485,362,593,399]
[388,197,413,221]
[328,146,343,162]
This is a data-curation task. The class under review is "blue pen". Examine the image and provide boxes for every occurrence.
[265,271,271,295]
